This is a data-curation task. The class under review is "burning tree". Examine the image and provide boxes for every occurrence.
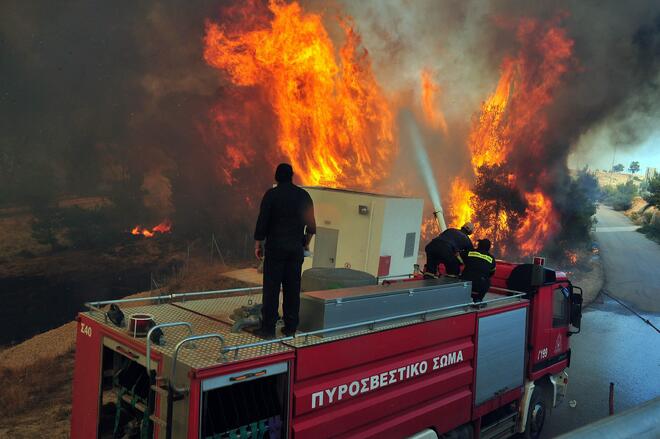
[448,16,573,258]
[471,165,526,254]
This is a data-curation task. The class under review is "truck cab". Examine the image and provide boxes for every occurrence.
[489,261,583,436]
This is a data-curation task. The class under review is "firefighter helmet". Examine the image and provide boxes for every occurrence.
[462,222,475,235]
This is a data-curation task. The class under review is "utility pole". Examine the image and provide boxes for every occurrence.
[609,145,617,185]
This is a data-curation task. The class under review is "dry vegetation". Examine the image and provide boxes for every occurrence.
[593,170,640,188]
[0,213,51,262]
[0,350,74,438]
[566,250,604,306]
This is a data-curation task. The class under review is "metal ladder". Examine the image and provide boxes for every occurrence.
[145,323,226,439]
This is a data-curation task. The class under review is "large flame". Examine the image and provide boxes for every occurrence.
[204,0,395,189]
[449,177,474,227]
[421,70,448,135]
[515,191,558,255]
[448,17,573,256]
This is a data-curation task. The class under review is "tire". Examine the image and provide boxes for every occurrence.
[524,387,547,439]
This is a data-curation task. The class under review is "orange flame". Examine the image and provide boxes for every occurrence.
[449,177,474,228]
[131,220,172,238]
[515,191,558,255]
[421,70,448,135]
[448,17,571,256]
[204,0,394,189]
[468,60,516,171]
[565,249,578,265]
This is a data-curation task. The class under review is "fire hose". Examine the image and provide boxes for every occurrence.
[600,289,660,334]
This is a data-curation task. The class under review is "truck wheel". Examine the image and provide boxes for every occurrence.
[524,388,546,439]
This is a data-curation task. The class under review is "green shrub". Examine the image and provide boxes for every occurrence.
[602,181,637,211]
[645,175,660,209]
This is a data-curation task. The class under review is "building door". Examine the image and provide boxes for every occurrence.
[312,227,339,268]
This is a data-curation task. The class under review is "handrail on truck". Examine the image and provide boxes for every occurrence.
[170,334,226,393]
[221,293,526,359]
[83,286,264,314]
[145,322,194,374]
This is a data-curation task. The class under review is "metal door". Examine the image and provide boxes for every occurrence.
[313,227,339,268]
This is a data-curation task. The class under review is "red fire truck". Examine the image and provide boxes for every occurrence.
[71,260,582,439]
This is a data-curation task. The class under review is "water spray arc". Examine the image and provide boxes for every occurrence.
[402,111,447,232]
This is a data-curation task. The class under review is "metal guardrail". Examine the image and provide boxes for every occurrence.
[84,286,263,313]
[171,334,226,392]
[490,286,528,295]
[556,396,660,438]
[146,322,193,373]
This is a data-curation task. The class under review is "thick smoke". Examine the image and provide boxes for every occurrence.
[1,0,659,252]
[0,1,270,249]
[339,0,660,173]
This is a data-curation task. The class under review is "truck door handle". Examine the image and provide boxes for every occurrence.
[116,345,140,360]
[230,369,267,382]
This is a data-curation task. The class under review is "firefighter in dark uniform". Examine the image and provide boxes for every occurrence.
[460,239,496,302]
[424,223,475,276]
[254,163,316,338]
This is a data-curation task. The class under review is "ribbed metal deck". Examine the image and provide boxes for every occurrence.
[84,283,525,370]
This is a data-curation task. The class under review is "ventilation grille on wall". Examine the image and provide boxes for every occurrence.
[404,232,416,258]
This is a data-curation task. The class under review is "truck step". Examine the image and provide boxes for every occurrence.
[480,412,517,439]
[150,384,169,395]
[149,415,167,427]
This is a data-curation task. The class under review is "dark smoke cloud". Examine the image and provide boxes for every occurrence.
[0,1,273,246]
[340,0,660,158]
[549,3,660,153]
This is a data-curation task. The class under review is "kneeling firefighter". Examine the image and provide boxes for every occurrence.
[424,222,475,276]
[460,239,496,302]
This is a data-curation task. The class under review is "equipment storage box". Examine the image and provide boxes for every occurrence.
[299,278,472,334]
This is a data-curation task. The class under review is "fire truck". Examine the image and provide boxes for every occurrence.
[71,260,582,439]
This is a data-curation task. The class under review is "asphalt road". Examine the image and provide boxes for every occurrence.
[593,205,660,313]
[542,206,660,437]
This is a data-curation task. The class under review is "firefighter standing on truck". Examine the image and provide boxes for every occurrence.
[460,239,496,302]
[254,163,316,339]
[424,223,475,276]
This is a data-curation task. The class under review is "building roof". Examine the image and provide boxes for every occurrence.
[302,186,420,200]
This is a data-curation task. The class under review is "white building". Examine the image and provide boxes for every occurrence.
[303,187,424,279]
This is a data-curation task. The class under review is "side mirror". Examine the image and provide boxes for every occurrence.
[569,285,583,335]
